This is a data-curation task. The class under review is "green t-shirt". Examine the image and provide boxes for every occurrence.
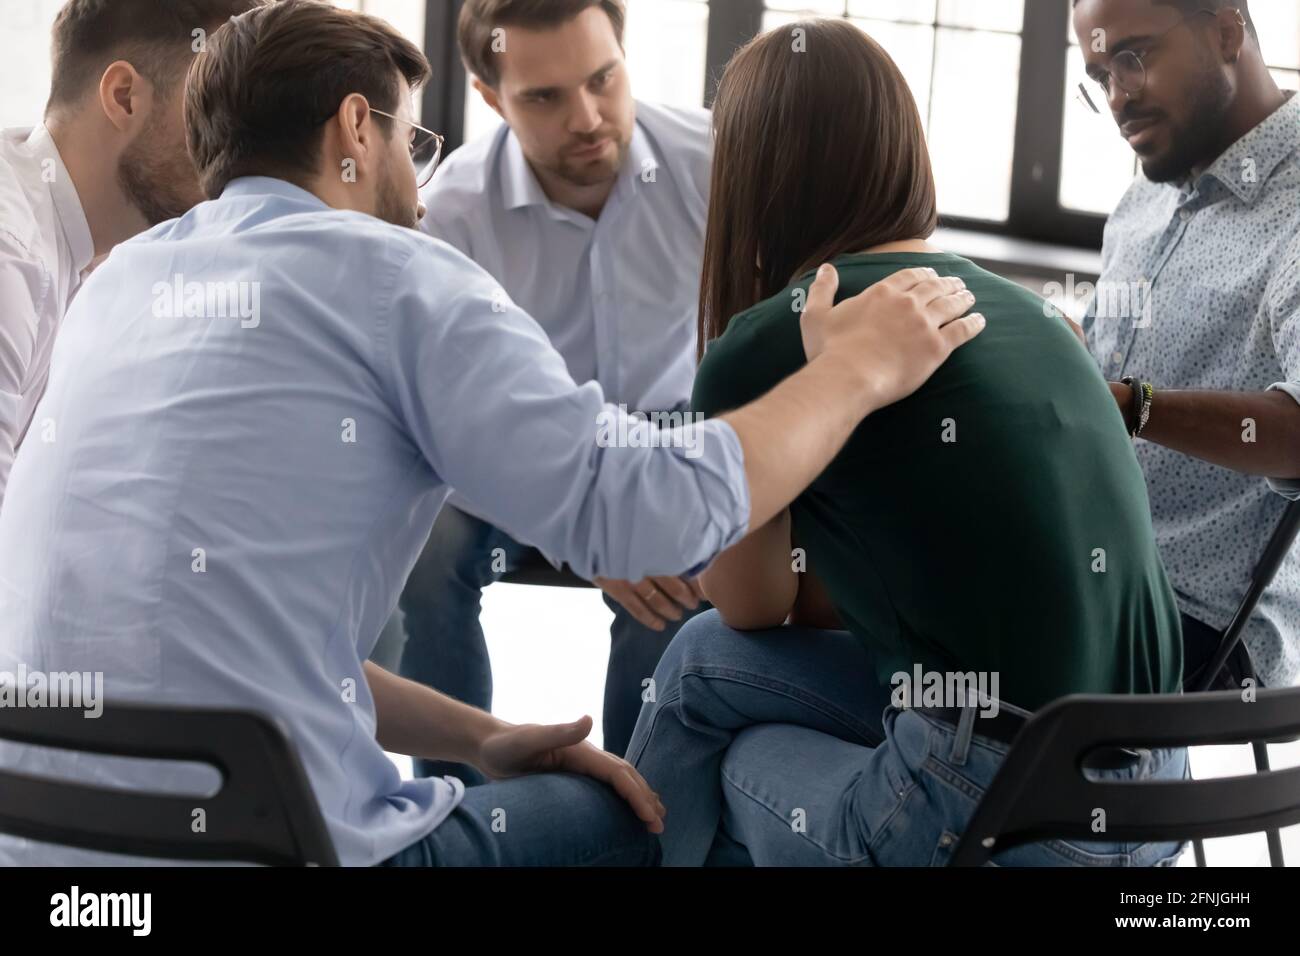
[692,252,1182,709]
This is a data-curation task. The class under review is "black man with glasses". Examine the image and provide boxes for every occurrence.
[1071,0,1300,690]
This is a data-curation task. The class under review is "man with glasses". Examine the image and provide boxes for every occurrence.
[387,0,716,782]
[1071,0,1300,690]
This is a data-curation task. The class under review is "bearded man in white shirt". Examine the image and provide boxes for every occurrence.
[0,0,262,509]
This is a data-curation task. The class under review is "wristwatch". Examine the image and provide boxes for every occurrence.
[1120,376,1154,439]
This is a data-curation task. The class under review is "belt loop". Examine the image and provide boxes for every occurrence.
[948,704,975,766]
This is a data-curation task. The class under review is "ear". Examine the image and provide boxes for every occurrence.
[1214,7,1248,64]
[97,60,151,134]
[328,92,376,179]
[472,77,505,120]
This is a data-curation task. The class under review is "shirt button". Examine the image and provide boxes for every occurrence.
[1112,351,1124,365]
[1179,209,1191,222]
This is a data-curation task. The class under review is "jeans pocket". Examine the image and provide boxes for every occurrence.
[853,714,932,861]
[922,750,1171,867]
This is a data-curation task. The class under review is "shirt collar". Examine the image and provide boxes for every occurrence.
[27,124,94,277]
[500,133,550,212]
[1197,91,1299,205]
[615,122,658,202]
[499,107,660,216]
[219,176,333,210]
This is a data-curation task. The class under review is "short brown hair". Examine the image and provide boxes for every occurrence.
[186,0,431,198]
[46,0,262,114]
[458,0,626,87]
[699,18,939,354]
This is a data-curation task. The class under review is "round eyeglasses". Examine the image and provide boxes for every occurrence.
[1076,8,1235,113]
[371,107,445,188]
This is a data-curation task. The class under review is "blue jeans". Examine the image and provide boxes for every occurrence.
[380,772,659,866]
[626,610,1189,867]
[395,504,702,782]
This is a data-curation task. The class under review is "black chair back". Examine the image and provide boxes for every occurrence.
[1194,500,1300,693]
[0,701,338,866]
[950,688,1300,866]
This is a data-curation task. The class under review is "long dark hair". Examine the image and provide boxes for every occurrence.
[698,18,938,355]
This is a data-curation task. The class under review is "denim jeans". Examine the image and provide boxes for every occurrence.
[380,772,659,866]
[394,504,703,782]
[627,610,1189,867]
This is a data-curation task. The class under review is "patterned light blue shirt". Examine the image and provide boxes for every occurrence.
[0,177,749,865]
[1085,92,1300,687]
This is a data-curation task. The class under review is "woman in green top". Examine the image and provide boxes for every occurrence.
[624,18,1187,866]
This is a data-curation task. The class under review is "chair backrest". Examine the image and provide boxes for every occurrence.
[0,701,338,866]
[949,687,1300,866]
[1195,499,1300,691]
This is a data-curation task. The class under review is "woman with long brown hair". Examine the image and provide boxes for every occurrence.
[623,18,1188,866]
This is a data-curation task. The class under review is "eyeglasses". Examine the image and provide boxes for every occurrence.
[370,107,445,188]
[1076,8,1230,113]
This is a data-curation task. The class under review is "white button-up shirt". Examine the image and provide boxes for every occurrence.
[0,124,94,512]
[419,101,711,415]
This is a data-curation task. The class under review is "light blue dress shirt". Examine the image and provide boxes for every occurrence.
[1085,92,1300,687]
[0,176,749,866]
[419,101,711,414]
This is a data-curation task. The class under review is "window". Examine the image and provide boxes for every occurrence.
[330,0,425,40]
[462,0,711,143]
[763,2,1025,223]
[330,0,428,115]
[6,0,1295,251]
[0,2,427,128]
[749,0,1300,247]
[0,0,64,128]
[1060,0,1299,216]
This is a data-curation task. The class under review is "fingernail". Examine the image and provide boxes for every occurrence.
[973,313,986,326]
[926,268,939,276]
[817,264,832,277]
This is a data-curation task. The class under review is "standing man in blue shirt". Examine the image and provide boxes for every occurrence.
[0,0,983,866]
[394,0,715,778]
[1071,0,1300,689]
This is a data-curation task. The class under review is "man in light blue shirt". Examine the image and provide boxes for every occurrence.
[392,0,716,778]
[1072,0,1300,689]
[0,0,983,866]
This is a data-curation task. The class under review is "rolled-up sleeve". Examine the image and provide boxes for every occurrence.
[1265,232,1300,500]
[383,240,750,580]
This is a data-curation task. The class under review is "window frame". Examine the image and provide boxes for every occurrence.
[422,0,1110,248]
[720,1,1110,248]
[420,0,469,153]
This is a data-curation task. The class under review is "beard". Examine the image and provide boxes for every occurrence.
[375,163,419,229]
[547,132,630,189]
[117,111,205,227]
[1136,63,1233,183]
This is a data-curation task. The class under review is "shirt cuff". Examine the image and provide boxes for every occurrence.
[678,418,752,577]
[1266,383,1300,500]
[528,418,751,580]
